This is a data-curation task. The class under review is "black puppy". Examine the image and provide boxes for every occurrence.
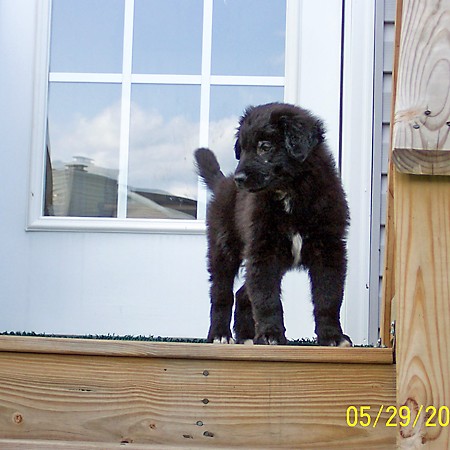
[195,103,351,346]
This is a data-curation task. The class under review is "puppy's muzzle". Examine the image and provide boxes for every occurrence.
[234,171,247,189]
[234,170,270,192]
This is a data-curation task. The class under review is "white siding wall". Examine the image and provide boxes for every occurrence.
[369,0,395,343]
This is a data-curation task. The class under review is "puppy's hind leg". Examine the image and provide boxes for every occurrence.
[233,284,255,344]
[207,257,240,344]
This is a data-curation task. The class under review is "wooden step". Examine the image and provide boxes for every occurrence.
[0,336,395,449]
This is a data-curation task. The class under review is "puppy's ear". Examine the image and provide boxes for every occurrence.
[234,137,241,160]
[276,114,325,162]
[234,107,253,161]
[234,125,243,161]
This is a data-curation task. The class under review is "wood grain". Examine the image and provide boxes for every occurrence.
[0,441,234,450]
[393,149,450,175]
[395,172,450,449]
[0,441,309,450]
[0,349,395,449]
[0,335,393,364]
[392,0,450,175]
[383,1,450,448]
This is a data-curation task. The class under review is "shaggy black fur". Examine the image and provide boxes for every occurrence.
[194,103,351,346]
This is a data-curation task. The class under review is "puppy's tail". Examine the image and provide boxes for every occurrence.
[194,148,225,192]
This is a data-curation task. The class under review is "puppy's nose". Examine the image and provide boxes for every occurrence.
[234,172,247,188]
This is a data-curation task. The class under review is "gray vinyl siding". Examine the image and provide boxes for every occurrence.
[369,0,394,344]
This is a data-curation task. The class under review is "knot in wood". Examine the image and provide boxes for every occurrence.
[13,413,23,424]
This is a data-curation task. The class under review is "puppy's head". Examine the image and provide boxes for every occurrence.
[234,103,325,192]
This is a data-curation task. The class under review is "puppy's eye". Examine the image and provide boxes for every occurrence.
[257,141,272,156]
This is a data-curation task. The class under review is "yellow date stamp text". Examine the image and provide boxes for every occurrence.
[346,405,450,428]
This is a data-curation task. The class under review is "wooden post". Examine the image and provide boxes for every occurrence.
[386,0,450,447]
[395,173,450,448]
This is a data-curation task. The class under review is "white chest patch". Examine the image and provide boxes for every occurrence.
[291,233,302,266]
[283,196,293,214]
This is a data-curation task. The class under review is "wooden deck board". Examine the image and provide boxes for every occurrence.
[0,337,395,449]
[0,335,393,364]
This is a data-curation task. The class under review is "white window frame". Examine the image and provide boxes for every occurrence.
[340,0,376,344]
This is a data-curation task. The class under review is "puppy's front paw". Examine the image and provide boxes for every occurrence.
[337,335,353,347]
[254,334,287,345]
[235,338,254,345]
[207,325,233,344]
[318,334,353,347]
[253,321,287,345]
[212,336,235,344]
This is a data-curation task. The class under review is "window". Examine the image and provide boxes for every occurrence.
[43,0,287,224]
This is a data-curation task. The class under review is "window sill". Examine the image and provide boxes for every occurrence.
[26,216,206,234]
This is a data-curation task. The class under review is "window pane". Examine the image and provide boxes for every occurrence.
[46,83,121,217]
[127,84,200,219]
[211,0,286,76]
[133,0,203,75]
[50,0,124,73]
[209,85,284,175]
